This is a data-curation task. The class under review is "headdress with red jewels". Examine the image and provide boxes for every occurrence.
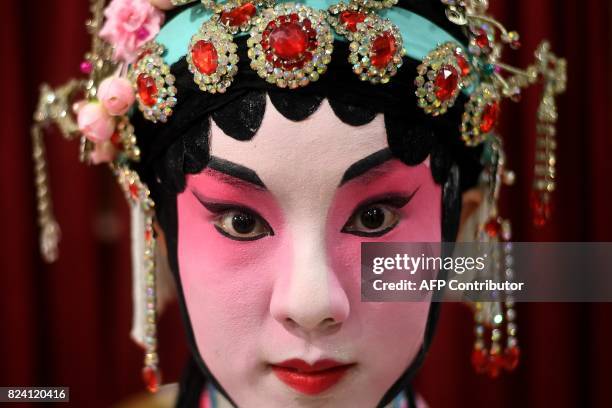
[30,0,566,392]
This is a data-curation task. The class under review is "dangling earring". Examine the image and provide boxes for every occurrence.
[142,211,161,392]
[117,166,162,393]
[470,136,520,378]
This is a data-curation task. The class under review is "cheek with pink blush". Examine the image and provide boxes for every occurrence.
[176,170,294,379]
[322,158,441,370]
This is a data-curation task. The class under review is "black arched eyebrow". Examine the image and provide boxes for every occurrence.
[207,156,267,189]
[339,148,393,186]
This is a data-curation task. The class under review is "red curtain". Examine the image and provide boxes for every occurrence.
[1,1,610,407]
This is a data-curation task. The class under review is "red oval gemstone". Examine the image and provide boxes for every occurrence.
[142,366,161,393]
[145,228,153,243]
[110,131,123,150]
[476,29,490,49]
[220,2,256,27]
[434,65,459,101]
[129,182,139,200]
[480,101,500,133]
[137,74,158,107]
[503,346,520,371]
[530,192,552,227]
[370,32,397,69]
[471,348,488,373]
[192,40,218,75]
[339,10,366,32]
[484,217,501,238]
[269,21,309,61]
[455,53,471,77]
[487,352,503,378]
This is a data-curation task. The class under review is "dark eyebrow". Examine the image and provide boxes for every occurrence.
[207,156,267,189]
[339,148,393,186]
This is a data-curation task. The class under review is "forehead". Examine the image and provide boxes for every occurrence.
[209,97,388,195]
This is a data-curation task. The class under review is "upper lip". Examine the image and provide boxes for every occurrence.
[271,358,353,373]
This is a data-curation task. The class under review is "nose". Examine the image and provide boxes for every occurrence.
[270,235,350,335]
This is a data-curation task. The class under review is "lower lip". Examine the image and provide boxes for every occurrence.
[271,364,353,395]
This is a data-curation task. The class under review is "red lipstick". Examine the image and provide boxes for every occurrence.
[270,359,354,395]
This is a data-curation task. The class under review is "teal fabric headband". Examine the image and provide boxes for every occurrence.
[156,0,463,66]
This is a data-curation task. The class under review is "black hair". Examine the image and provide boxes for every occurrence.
[130,1,483,406]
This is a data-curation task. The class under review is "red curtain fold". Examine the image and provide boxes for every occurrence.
[1,1,610,407]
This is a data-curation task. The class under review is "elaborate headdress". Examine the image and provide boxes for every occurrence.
[32,0,566,393]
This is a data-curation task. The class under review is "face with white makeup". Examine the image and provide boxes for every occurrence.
[172,97,443,407]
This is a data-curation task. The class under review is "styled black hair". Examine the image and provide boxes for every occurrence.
[131,1,482,406]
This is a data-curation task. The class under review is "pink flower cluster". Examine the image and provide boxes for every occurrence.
[100,0,165,64]
[78,0,174,163]
[76,77,135,164]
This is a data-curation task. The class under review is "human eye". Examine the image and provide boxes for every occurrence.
[201,201,274,241]
[341,195,414,237]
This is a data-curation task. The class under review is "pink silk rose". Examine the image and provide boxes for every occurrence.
[77,102,116,143]
[98,76,136,116]
[100,0,165,64]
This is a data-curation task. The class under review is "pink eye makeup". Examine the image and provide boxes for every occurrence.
[192,196,275,241]
[341,193,417,237]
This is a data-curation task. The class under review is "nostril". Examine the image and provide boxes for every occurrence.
[284,317,298,329]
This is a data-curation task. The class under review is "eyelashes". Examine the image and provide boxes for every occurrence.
[192,189,418,241]
[341,191,418,237]
[193,194,274,241]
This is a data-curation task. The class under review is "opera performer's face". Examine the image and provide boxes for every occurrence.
[176,99,442,407]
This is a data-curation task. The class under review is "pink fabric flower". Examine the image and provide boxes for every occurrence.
[100,0,165,64]
[98,76,136,116]
[77,102,116,143]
